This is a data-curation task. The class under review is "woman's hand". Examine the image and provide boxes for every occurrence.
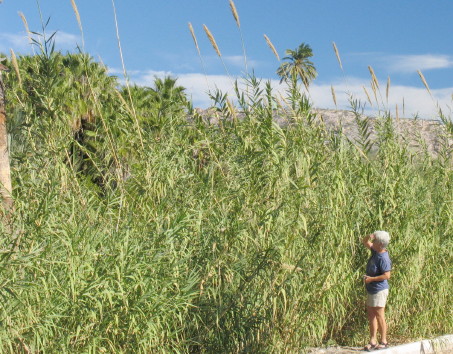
[363,272,391,284]
[362,234,375,249]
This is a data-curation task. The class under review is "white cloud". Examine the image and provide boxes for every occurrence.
[313,78,452,119]
[349,52,453,74]
[126,69,452,119]
[0,33,29,52]
[127,69,234,107]
[387,54,453,73]
[53,31,81,49]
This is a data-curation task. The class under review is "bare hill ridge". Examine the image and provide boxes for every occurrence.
[195,108,452,156]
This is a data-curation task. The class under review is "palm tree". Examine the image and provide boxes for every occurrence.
[277,43,317,90]
[151,76,187,122]
[152,76,186,107]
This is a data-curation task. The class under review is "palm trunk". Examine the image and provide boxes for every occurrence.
[0,69,13,214]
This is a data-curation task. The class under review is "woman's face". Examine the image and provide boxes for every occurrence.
[374,240,385,250]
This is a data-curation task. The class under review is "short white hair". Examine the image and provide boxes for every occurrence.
[374,230,390,248]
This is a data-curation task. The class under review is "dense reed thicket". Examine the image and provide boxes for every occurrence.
[0,44,452,353]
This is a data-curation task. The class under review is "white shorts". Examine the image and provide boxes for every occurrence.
[366,289,389,307]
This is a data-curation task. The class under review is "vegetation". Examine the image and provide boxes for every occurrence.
[277,43,318,90]
[0,10,451,354]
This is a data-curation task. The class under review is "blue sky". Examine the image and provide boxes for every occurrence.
[1,0,453,118]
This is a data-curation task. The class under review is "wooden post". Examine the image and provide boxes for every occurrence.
[0,58,13,214]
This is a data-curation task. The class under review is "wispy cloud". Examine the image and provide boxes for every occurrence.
[224,55,258,68]
[53,31,81,48]
[387,54,453,73]
[351,52,453,74]
[0,33,29,52]
[314,78,452,119]
[124,69,452,119]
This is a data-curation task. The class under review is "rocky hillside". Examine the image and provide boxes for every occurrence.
[313,108,451,156]
[195,107,452,157]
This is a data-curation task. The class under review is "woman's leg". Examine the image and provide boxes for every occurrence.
[375,306,387,344]
[367,306,378,345]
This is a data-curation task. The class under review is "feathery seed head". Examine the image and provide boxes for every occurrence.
[417,70,432,98]
[386,76,391,103]
[188,23,200,53]
[264,34,279,61]
[203,25,221,57]
[18,12,32,45]
[363,86,373,106]
[70,0,82,32]
[368,66,379,89]
[10,49,21,88]
[332,42,343,71]
[229,0,240,28]
[331,85,337,108]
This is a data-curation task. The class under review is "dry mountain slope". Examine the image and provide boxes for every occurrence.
[195,107,452,156]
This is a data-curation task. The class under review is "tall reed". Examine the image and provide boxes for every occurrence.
[229,0,248,73]
[203,24,232,82]
[0,4,451,354]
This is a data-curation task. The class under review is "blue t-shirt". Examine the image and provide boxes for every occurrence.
[366,249,392,294]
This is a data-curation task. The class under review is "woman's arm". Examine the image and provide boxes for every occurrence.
[364,271,391,283]
[362,234,375,249]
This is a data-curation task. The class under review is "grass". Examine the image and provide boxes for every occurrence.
[0,4,452,353]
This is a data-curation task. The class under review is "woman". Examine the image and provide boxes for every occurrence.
[362,231,392,351]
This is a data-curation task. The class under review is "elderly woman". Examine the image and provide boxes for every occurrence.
[362,231,392,351]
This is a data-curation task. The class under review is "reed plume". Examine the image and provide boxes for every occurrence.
[363,86,372,106]
[188,23,209,88]
[18,12,31,42]
[368,66,384,109]
[70,0,85,48]
[228,1,248,73]
[417,70,432,99]
[203,25,221,57]
[203,24,232,81]
[331,85,337,108]
[188,23,200,55]
[229,0,240,28]
[226,98,237,121]
[370,80,378,105]
[386,76,390,103]
[111,0,143,149]
[10,49,21,89]
[332,42,343,71]
[264,34,279,61]
[18,11,35,54]
[368,66,379,89]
